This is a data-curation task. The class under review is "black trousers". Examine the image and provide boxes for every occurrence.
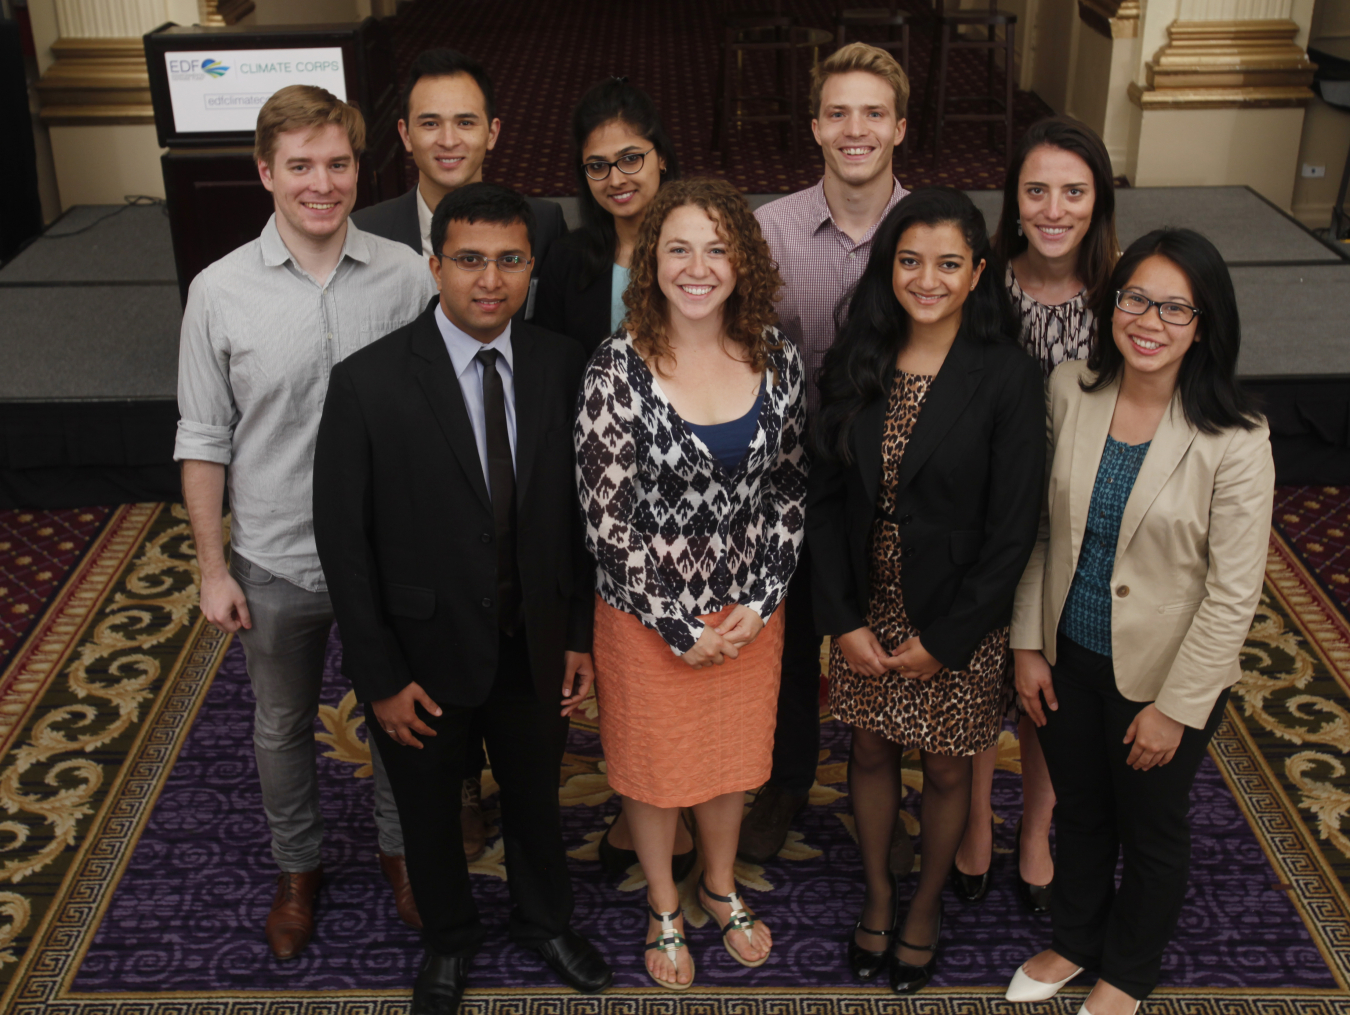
[367,630,573,957]
[768,544,821,794]
[1037,633,1227,999]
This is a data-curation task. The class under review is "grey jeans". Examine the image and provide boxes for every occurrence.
[231,552,405,871]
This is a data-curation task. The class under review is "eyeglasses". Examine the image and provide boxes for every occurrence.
[582,147,655,181]
[439,253,532,273]
[1114,289,1201,326]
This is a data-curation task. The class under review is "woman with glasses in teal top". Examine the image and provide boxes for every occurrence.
[1003,228,1273,1015]
[535,77,680,354]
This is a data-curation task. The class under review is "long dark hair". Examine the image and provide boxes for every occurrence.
[571,77,680,289]
[1084,227,1260,434]
[993,115,1118,307]
[815,187,1020,463]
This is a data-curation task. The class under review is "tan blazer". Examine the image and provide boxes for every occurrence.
[1009,360,1274,729]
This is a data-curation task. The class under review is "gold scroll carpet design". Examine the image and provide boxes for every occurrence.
[0,503,1345,1014]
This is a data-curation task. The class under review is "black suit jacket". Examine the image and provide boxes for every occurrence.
[533,229,613,355]
[313,300,593,706]
[352,186,566,322]
[806,332,1045,671]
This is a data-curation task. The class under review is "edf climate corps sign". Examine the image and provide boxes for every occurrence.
[164,47,347,134]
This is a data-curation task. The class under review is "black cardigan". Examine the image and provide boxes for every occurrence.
[806,331,1045,671]
[533,229,615,355]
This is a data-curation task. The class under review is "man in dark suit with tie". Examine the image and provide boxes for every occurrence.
[313,183,609,1014]
[352,48,566,323]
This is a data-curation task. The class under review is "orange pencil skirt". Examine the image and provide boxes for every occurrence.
[591,595,785,809]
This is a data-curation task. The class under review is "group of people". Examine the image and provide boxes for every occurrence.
[175,39,1275,1015]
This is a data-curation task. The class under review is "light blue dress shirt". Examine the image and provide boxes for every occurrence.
[434,303,517,497]
[610,263,631,332]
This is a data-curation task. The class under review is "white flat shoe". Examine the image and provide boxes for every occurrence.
[1077,1001,1141,1015]
[1006,961,1083,1001]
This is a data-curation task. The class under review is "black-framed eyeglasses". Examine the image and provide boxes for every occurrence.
[1114,289,1201,326]
[439,252,532,273]
[582,147,655,181]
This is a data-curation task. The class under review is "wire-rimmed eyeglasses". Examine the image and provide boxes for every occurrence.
[582,147,655,181]
[1114,289,1201,326]
[439,252,532,272]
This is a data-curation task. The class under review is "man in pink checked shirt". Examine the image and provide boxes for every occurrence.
[741,42,911,862]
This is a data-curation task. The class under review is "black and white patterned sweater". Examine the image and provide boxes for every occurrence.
[575,329,809,655]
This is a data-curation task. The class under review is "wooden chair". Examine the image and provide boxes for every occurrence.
[711,14,802,168]
[922,0,1018,166]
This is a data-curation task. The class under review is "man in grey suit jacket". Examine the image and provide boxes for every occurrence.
[353,48,565,322]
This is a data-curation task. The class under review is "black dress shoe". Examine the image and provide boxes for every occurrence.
[532,929,613,993]
[889,911,942,995]
[949,865,990,903]
[1014,819,1053,915]
[412,951,470,1015]
[847,874,899,981]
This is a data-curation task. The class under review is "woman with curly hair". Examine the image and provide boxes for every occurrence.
[575,177,808,990]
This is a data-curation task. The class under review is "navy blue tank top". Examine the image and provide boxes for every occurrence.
[684,375,766,474]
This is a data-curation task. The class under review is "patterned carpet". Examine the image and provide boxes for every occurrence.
[0,492,1347,1013]
[389,0,1055,196]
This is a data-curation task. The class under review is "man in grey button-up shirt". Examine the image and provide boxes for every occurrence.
[175,85,436,959]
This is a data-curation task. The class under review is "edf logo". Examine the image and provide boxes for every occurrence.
[167,57,229,77]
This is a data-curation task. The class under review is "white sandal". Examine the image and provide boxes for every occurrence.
[699,876,770,968]
[644,904,694,990]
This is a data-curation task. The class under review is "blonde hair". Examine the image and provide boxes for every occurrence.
[254,84,366,167]
[810,42,910,120]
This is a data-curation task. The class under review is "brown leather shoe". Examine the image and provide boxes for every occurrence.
[461,777,487,862]
[265,868,321,960]
[379,850,422,930]
[737,783,808,863]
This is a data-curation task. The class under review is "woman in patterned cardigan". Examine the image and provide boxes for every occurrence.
[575,178,807,990]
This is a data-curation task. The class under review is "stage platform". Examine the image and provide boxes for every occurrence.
[1,187,1346,507]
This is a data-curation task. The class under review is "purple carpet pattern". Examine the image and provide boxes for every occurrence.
[71,632,1333,994]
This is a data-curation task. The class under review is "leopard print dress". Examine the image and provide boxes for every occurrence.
[827,370,1009,756]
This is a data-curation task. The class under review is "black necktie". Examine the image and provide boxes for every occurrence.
[475,348,520,634]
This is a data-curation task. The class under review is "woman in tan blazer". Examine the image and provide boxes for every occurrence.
[1003,228,1274,1015]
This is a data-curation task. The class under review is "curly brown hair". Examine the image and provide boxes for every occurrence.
[622,177,783,379]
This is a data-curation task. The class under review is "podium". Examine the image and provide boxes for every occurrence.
[145,19,405,303]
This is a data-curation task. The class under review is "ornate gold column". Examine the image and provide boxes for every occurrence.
[28,1,245,208]
[35,2,252,128]
[1122,0,1317,209]
[1128,17,1315,108]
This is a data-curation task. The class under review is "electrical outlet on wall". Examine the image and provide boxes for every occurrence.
[1302,164,1326,178]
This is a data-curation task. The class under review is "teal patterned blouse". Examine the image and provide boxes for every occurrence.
[1061,435,1152,657]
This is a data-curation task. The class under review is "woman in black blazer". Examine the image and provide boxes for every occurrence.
[808,189,1044,993]
[534,77,680,355]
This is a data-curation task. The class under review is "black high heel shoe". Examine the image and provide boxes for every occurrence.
[889,909,942,994]
[1013,818,1053,915]
[949,817,993,903]
[847,875,899,981]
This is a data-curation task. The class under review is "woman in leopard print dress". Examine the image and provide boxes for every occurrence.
[808,189,1043,993]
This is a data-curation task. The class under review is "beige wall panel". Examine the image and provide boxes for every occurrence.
[48,123,166,207]
[1031,0,1080,113]
[1291,97,1350,227]
[1069,24,1111,136]
[1129,105,1305,207]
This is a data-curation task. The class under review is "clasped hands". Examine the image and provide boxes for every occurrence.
[372,650,596,748]
[1015,647,1184,770]
[682,605,765,669]
[835,626,941,679]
